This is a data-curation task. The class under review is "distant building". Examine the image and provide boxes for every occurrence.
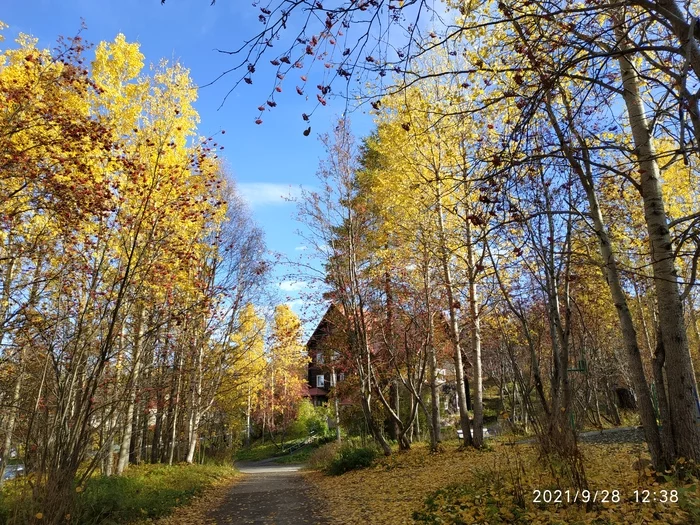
[305,304,345,406]
[304,303,463,429]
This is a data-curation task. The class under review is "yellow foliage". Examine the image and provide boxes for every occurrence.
[217,303,268,418]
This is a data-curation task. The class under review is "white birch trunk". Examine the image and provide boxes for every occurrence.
[117,307,146,474]
[616,20,700,460]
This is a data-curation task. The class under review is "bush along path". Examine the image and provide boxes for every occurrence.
[206,460,329,525]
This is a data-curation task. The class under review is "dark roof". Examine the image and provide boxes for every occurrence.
[305,303,342,351]
[307,387,328,397]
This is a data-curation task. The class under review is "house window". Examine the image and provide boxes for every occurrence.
[316,375,325,388]
[316,352,324,364]
[330,372,343,387]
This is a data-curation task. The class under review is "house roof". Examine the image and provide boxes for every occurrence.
[306,387,328,397]
[305,303,342,351]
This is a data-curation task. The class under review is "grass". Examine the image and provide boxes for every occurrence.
[234,441,283,462]
[274,444,316,464]
[77,463,237,524]
[234,435,332,464]
[0,463,238,524]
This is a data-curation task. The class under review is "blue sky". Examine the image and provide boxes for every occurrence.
[1,0,377,326]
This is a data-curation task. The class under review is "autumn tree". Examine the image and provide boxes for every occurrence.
[0,26,269,523]
[220,303,267,447]
[297,119,395,455]
[255,304,308,446]
[170,0,700,468]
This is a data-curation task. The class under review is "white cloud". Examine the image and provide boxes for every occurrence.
[294,245,308,251]
[237,183,303,207]
[285,298,305,313]
[280,280,307,292]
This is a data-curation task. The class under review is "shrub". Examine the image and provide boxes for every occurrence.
[308,441,341,471]
[289,399,331,439]
[327,444,378,476]
[316,434,338,446]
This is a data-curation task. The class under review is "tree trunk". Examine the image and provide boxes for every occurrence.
[616,19,700,461]
[606,380,622,426]
[389,380,400,441]
[436,185,472,447]
[360,394,391,455]
[104,338,124,476]
[151,375,164,464]
[117,306,146,475]
[245,386,252,447]
[653,326,677,465]
[334,392,342,443]
[428,314,441,451]
[466,219,484,449]
[166,350,184,465]
[544,87,666,469]
[186,342,204,464]
[0,351,23,486]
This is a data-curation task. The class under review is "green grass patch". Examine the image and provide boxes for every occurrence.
[235,438,309,462]
[0,463,237,524]
[74,463,236,524]
[274,444,314,464]
[235,442,282,462]
[79,463,235,524]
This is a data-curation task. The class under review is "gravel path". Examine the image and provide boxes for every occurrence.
[208,460,328,525]
[577,426,645,444]
[512,426,645,445]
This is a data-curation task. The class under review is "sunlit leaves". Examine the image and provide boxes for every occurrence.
[0,28,259,517]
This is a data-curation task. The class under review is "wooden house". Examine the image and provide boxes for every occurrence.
[304,304,346,406]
